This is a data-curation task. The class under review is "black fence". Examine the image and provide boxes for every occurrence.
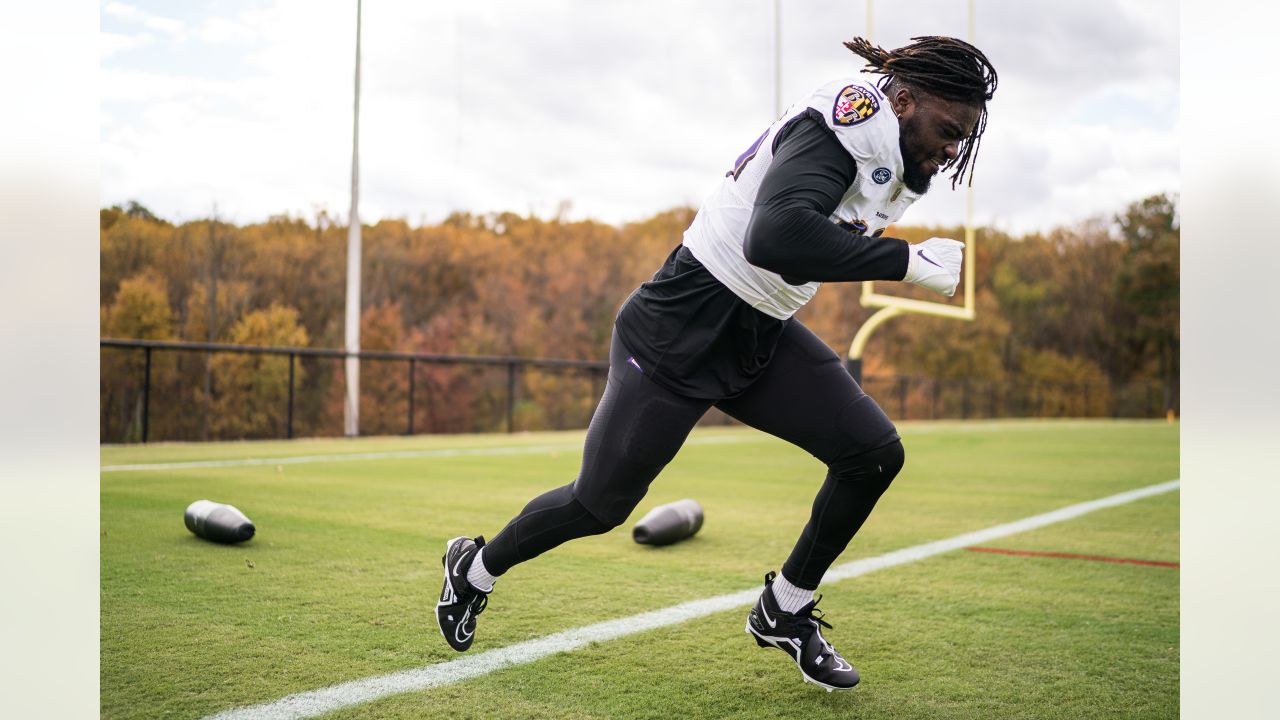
[857,374,1166,423]
[100,339,1172,444]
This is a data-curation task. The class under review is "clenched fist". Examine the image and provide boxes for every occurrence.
[903,237,964,297]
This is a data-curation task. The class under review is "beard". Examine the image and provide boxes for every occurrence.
[899,135,934,195]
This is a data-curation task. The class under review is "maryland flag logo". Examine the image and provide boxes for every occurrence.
[832,85,880,126]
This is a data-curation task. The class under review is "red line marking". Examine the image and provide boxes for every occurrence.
[965,546,1179,568]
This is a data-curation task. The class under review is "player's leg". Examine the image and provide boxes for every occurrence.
[718,320,903,690]
[437,328,711,651]
[719,320,903,587]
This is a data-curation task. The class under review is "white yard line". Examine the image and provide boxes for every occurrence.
[99,434,755,472]
[101,420,1158,472]
[202,478,1180,720]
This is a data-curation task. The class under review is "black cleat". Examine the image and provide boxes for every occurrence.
[745,571,860,692]
[436,535,491,652]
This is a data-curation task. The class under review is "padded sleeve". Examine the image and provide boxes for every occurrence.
[742,111,908,284]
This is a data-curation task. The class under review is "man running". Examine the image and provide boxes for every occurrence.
[437,35,998,691]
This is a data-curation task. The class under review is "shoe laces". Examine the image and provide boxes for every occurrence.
[469,592,488,618]
[799,593,833,630]
[799,594,843,663]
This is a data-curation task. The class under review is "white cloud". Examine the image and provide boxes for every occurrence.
[99,0,1179,233]
[102,1,185,39]
[199,16,258,46]
[99,30,150,60]
[977,119,1178,232]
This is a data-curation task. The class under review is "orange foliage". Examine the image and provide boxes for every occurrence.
[99,195,1178,441]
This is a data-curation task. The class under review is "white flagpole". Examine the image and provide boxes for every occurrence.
[343,0,363,437]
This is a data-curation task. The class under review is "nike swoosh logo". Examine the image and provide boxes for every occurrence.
[917,248,943,269]
[455,605,473,643]
[759,603,778,629]
[452,552,469,579]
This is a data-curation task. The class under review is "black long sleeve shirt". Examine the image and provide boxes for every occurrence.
[744,109,909,284]
[614,111,907,399]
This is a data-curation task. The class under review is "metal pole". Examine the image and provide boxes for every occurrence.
[898,376,909,420]
[343,0,363,437]
[846,357,863,386]
[203,212,217,441]
[846,305,903,383]
[142,346,151,443]
[506,363,517,433]
[287,353,295,439]
[407,358,416,435]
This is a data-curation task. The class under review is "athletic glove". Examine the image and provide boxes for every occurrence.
[902,237,964,297]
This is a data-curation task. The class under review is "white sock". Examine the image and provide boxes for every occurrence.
[771,572,814,614]
[465,547,497,593]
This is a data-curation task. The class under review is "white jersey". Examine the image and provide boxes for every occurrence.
[683,78,921,320]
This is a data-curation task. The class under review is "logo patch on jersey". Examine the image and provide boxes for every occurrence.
[872,167,893,184]
[832,85,880,126]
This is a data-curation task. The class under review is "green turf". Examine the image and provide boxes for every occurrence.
[101,420,1178,719]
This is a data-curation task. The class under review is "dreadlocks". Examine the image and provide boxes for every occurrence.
[843,36,998,188]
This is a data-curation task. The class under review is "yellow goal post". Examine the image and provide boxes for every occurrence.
[845,0,977,385]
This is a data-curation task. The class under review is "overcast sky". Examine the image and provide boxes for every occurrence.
[100,0,1178,234]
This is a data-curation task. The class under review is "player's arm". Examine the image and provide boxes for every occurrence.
[742,111,908,284]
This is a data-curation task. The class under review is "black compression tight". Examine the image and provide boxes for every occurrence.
[481,483,611,574]
[483,327,706,574]
[481,321,904,582]
[780,440,905,588]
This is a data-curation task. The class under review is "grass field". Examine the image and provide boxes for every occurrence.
[101,419,1179,719]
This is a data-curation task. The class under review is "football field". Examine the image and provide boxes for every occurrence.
[101,420,1179,719]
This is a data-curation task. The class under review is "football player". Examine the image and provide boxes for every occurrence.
[438,35,997,692]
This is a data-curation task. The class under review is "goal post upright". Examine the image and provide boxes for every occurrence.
[845,0,978,386]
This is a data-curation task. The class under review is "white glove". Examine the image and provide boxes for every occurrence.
[903,237,964,296]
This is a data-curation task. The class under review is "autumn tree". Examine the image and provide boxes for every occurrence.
[355,302,410,436]
[100,194,1180,439]
[209,304,309,439]
[101,272,175,441]
[1113,194,1179,413]
[404,308,485,433]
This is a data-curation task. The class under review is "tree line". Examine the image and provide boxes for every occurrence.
[100,195,1178,441]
